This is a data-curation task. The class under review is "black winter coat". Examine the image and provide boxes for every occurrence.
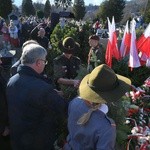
[0,69,8,134]
[6,65,66,150]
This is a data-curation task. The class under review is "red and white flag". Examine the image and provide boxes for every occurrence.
[105,17,113,67]
[138,51,148,65]
[137,23,150,57]
[129,19,141,69]
[120,21,131,58]
[111,16,120,60]
[105,17,120,67]
[107,17,111,33]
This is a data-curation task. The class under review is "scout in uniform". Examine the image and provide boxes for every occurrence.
[64,64,131,150]
[53,37,81,90]
[87,35,105,72]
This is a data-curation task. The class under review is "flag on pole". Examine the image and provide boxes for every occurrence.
[105,17,113,67]
[137,23,150,57]
[128,19,141,69]
[138,51,148,65]
[111,16,120,60]
[105,17,120,67]
[107,17,111,33]
[120,21,131,58]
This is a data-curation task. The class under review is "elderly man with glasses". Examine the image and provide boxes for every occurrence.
[6,43,66,150]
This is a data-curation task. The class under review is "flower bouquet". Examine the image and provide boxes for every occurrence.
[125,77,150,150]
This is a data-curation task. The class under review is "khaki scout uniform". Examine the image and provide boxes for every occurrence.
[53,54,81,89]
[88,44,105,72]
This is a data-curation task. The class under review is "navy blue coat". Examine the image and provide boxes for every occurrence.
[0,71,8,134]
[6,65,66,150]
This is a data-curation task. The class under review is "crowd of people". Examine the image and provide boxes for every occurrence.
[0,15,133,150]
[0,16,53,49]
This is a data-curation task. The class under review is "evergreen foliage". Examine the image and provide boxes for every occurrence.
[73,0,86,20]
[44,0,51,18]
[50,22,92,63]
[112,57,150,87]
[144,0,150,23]
[46,22,92,76]
[97,0,125,23]
[33,2,44,11]
[0,0,12,18]
[36,10,44,19]
[22,0,35,16]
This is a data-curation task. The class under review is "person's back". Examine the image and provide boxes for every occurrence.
[65,98,116,150]
[64,64,131,150]
[7,43,66,150]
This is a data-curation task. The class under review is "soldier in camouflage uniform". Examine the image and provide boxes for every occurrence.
[53,37,81,90]
[87,35,105,72]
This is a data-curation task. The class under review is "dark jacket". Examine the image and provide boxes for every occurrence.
[53,54,81,80]
[11,60,53,85]
[10,59,21,76]
[0,69,8,134]
[53,54,81,89]
[6,65,66,150]
[30,26,49,50]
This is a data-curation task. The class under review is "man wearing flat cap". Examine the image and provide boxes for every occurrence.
[53,37,81,91]
[87,35,105,72]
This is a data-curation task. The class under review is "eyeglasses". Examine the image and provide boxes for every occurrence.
[38,59,48,65]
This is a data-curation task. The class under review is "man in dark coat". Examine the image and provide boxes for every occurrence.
[30,24,50,50]
[6,43,66,150]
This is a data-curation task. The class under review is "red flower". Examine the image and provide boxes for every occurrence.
[127,108,139,117]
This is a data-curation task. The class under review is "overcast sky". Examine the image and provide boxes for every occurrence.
[14,0,104,6]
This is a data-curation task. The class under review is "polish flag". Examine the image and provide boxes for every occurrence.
[138,51,147,65]
[137,23,150,57]
[105,17,113,67]
[120,21,131,58]
[105,17,120,67]
[111,16,120,60]
[129,19,141,69]
[107,17,111,33]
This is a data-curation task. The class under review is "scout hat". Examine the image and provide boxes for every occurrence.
[59,37,80,54]
[79,64,131,104]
